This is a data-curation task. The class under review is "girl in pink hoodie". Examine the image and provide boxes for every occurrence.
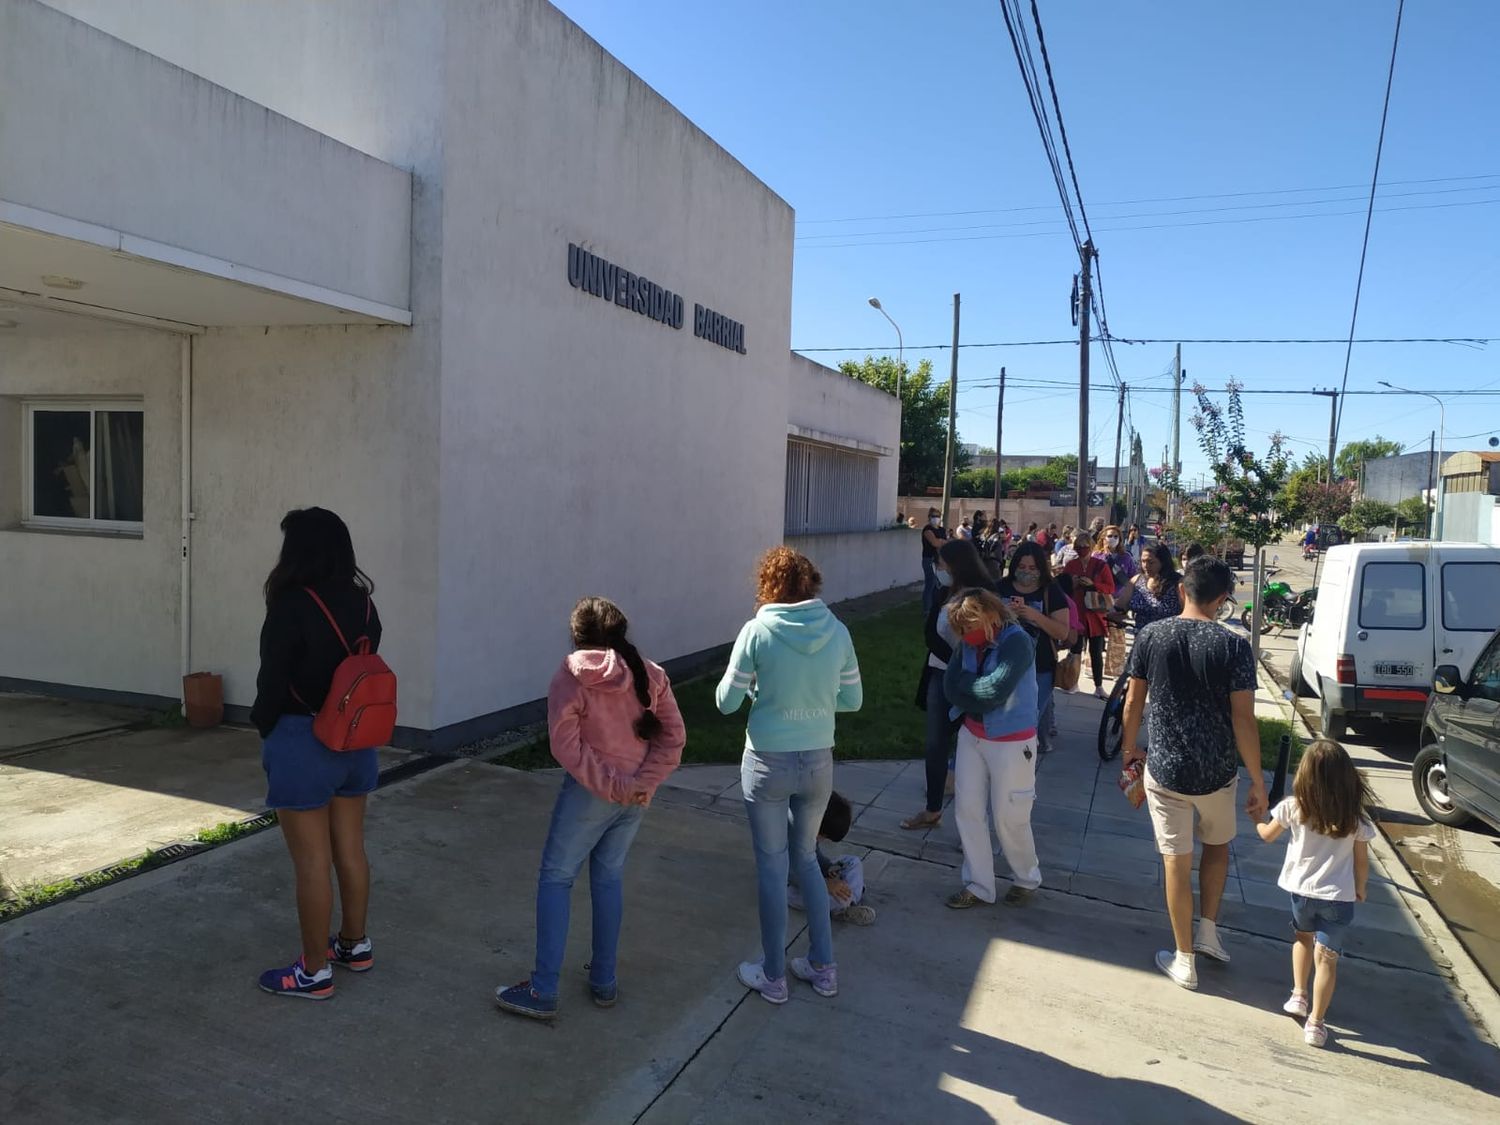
[495,597,686,1020]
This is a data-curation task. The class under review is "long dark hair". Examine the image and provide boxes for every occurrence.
[936,538,993,594]
[1006,541,1054,587]
[264,507,373,604]
[570,596,662,740]
[1293,739,1373,838]
[1143,542,1180,596]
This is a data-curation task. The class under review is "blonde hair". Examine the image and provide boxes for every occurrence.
[944,588,1015,639]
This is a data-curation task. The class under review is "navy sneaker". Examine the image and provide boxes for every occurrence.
[328,934,373,972]
[258,956,334,1000]
[495,980,558,1020]
[583,963,617,1008]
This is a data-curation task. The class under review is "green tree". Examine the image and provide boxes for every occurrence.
[1335,436,1403,482]
[1340,498,1398,538]
[951,467,995,498]
[1281,470,1354,527]
[840,355,969,493]
[1181,382,1292,552]
[1394,495,1431,536]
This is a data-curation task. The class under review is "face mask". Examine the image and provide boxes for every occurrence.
[1014,569,1040,587]
[1106,536,1120,547]
[935,568,953,588]
[929,517,940,527]
[962,628,991,647]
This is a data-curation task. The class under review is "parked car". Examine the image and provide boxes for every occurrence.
[1413,629,1500,831]
[1292,542,1500,739]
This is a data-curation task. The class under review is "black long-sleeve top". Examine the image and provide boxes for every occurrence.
[250,584,383,738]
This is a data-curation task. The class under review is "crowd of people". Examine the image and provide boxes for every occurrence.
[247,506,1376,1049]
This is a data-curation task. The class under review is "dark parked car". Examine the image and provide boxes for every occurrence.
[1413,628,1500,831]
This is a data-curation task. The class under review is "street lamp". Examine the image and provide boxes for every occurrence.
[867,297,904,400]
[1379,381,1445,538]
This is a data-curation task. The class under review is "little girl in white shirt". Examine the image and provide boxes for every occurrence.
[1256,739,1376,1048]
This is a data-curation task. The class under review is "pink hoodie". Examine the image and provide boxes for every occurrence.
[547,649,686,804]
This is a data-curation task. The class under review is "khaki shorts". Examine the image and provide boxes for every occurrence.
[1144,766,1239,855]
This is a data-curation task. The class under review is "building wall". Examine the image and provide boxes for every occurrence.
[1440,492,1499,546]
[0,329,182,697]
[786,530,915,606]
[429,0,795,728]
[786,354,899,519]
[1362,450,1436,506]
[34,0,450,727]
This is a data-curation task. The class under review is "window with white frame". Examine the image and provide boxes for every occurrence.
[23,402,145,531]
[785,439,879,535]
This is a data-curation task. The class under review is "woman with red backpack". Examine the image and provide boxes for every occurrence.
[251,507,390,1000]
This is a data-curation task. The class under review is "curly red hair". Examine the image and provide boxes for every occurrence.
[755,546,822,605]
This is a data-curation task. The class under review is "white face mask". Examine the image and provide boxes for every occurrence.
[1106,536,1120,547]
[929,517,941,527]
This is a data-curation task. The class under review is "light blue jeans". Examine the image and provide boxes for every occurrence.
[742,747,835,980]
[532,774,645,999]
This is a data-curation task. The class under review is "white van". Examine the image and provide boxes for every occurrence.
[1293,542,1500,738]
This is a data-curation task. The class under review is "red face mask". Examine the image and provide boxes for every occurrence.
[962,628,991,647]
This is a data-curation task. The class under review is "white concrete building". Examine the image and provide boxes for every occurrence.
[0,0,903,748]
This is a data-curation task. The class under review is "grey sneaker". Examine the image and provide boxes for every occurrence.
[790,956,838,997]
[1002,885,1035,907]
[736,961,788,1005]
[1193,919,1231,963]
[834,903,876,926]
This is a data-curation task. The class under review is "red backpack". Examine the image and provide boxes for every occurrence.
[296,589,397,751]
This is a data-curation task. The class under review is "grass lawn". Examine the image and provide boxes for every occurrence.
[502,599,929,770]
[500,596,1308,776]
[1256,716,1305,773]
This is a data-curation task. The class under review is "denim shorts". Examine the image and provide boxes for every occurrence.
[1289,893,1356,953]
[262,714,379,811]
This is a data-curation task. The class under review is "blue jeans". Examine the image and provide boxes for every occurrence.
[1035,671,1055,753]
[531,774,645,999]
[1290,894,1356,953]
[922,556,939,614]
[742,747,835,979]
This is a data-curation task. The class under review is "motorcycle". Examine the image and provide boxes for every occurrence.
[1302,544,1319,561]
[1240,582,1317,634]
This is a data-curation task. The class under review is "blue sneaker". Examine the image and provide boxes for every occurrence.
[328,934,373,972]
[495,980,558,1020]
[258,956,334,1000]
[583,962,617,1008]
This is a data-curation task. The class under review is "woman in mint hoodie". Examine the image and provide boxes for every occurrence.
[495,596,685,1020]
[717,547,863,1004]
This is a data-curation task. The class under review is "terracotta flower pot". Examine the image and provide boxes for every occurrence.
[183,672,223,729]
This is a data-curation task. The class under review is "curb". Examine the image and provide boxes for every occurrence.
[1258,650,1500,1044]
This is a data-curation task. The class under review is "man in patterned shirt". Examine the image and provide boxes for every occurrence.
[1122,556,1268,991]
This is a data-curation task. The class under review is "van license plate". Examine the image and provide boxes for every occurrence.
[1374,662,1415,677]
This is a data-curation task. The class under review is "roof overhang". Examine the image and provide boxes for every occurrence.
[0,1,412,331]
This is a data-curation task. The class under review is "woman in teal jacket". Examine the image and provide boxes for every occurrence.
[717,547,863,1005]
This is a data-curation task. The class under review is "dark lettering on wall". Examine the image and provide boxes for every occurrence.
[566,242,743,353]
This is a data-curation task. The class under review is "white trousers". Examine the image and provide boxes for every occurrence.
[955,726,1042,901]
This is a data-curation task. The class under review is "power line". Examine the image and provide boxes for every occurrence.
[795,335,1494,353]
[796,195,1499,249]
[1333,0,1406,451]
[1029,0,1093,244]
[792,184,1500,241]
[795,172,1500,225]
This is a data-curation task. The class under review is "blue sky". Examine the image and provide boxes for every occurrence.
[554,0,1499,484]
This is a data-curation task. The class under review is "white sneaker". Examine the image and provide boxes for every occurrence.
[1193,919,1231,963]
[1155,949,1198,990]
[1283,991,1310,1018]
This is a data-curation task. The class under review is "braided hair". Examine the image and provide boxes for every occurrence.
[570,596,663,740]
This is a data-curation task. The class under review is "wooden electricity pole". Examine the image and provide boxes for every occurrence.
[1077,241,1094,530]
[940,293,961,528]
[1111,382,1126,525]
[993,366,1006,524]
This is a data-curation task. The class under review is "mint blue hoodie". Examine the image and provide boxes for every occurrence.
[715,599,863,752]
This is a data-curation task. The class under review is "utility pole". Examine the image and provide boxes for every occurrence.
[1427,429,1436,536]
[940,293,961,528]
[1313,388,1339,479]
[1077,241,1094,530]
[1169,343,1182,524]
[993,366,1006,524]
[1111,383,1126,526]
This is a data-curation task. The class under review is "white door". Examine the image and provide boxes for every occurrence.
[1437,558,1500,678]
[1351,558,1430,690]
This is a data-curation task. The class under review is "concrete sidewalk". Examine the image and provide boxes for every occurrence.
[4,699,1499,1122]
